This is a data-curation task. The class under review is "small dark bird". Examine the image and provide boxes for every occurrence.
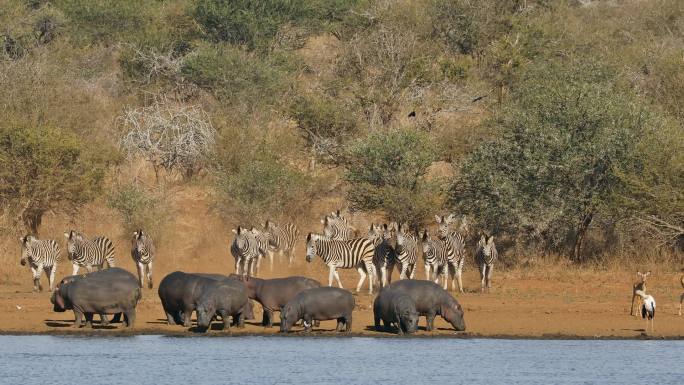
[408,111,416,118]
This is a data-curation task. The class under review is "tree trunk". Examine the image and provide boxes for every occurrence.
[573,211,594,262]
[22,210,43,236]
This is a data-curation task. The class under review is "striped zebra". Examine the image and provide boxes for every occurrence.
[305,232,378,293]
[64,230,115,275]
[131,229,155,289]
[368,224,396,288]
[19,235,60,292]
[231,226,267,278]
[475,234,498,293]
[321,210,356,240]
[420,230,452,290]
[436,214,467,293]
[388,222,418,280]
[261,220,299,265]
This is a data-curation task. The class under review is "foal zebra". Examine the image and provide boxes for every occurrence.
[305,233,377,293]
[368,224,396,288]
[420,230,452,290]
[388,222,419,280]
[261,220,299,265]
[19,235,60,291]
[321,210,356,240]
[131,229,155,289]
[64,230,115,275]
[475,234,498,292]
[231,226,267,278]
[436,214,467,293]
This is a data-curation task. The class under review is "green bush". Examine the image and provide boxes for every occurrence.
[193,0,358,49]
[181,43,288,107]
[107,184,170,240]
[0,122,111,234]
[449,59,651,260]
[344,128,440,227]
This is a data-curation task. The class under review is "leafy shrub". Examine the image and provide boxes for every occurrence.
[107,184,170,240]
[0,122,111,234]
[344,128,440,227]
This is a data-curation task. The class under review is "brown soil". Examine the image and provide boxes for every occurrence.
[2,260,683,338]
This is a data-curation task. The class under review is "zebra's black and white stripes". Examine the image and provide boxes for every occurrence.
[475,234,498,292]
[305,233,377,293]
[436,214,467,293]
[19,235,60,291]
[231,226,267,278]
[321,211,356,240]
[64,230,115,275]
[389,222,418,280]
[131,229,155,289]
[368,224,396,288]
[261,220,299,265]
[420,230,452,290]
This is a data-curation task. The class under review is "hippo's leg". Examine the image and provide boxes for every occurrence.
[374,313,382,331]
[302,315,313,332]
[73,310,84,328]
[344,313,352,332]
[425,311,436,332]
[394,316,404,335]
[183,307,193,327]
[100,314,109,326]
[84,313,94,328]
[263,309,273,327]
[124,310,135,328]
[336,318,345,332]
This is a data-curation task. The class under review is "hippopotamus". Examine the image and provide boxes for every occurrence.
[53,274,123,326]
[228,274,321,327]
[280,287,354,333]
[373,287,419,334]
[387,279,465,331]
[51,268,140,328]
[158,271,252,327]
[195,280,251,332]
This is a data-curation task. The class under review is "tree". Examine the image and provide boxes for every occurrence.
[0,123,109,234]
[450,60,649,261]
[344,128,440,227]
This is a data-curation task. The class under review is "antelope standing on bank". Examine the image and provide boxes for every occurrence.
[630,271,650,316]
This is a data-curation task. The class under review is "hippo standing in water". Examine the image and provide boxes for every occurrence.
[158,272,253,327]
[229,274,321,327]
[51,268,140,328]
[280,287,354,333]
[373,287,419,334]
[387,279,465,332]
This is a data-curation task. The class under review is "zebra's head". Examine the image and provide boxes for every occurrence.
[19,235,33,265]
[395,224,414,249]
[420,230,432,254]
[305,233,320,262]
[435,214,458,239]
[261,220,278,249]
[64,230,83,259]
[232,226,248,250]
[133,229,147,252]
[478,234,496,254]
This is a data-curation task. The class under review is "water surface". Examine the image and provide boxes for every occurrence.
[0,336,681,385]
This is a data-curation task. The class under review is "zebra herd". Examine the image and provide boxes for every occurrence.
[18,230,156,292]
[232,211,498,295]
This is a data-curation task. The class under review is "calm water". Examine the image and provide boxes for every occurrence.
[0,336,681,384]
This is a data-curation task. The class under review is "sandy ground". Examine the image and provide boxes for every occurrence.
[1,259,683,339]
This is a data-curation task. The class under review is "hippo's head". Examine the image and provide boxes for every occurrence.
[196,302,216,331]
[305,233,320,263]
[441,299,466,331]
[279,304,299,333]
[397,301,419,334]
[51,286,67,312]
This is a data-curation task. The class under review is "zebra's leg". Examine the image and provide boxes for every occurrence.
[146,262,153,289]
[355,266,367,293]
[333,270,343,288]
[328,266,335,287]
[442,267,448,291]
[399,263,407,280]
[30,266,40,292]
[456,267,464,293]
[235,257,242,276]
[47,264,57,291]
[679,293,683,316]
[269,250,274,271]
[410,264,417,279]
[424,264,431,281]
[86,265,93,274]
[380,265,388,288]
[136,262,145,288]
[72,263,79,276]
[479,263,486,293]
[486,265,494,292]
[287,247,295,265]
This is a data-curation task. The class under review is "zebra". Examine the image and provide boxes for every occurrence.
[231,226,267,278]
[321,210,356,240]
[475,234,498,293]
[261,220,299,265]
[436,214,467,293]
[131,229,155,289]
[64,230,115,275]
[19,235,60,292]
[388,222,419,280]
[420,230,452,290]
[305,232,378,293]
[368,223,396,288]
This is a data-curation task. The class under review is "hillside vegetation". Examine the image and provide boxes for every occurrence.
[1,0,682,266]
